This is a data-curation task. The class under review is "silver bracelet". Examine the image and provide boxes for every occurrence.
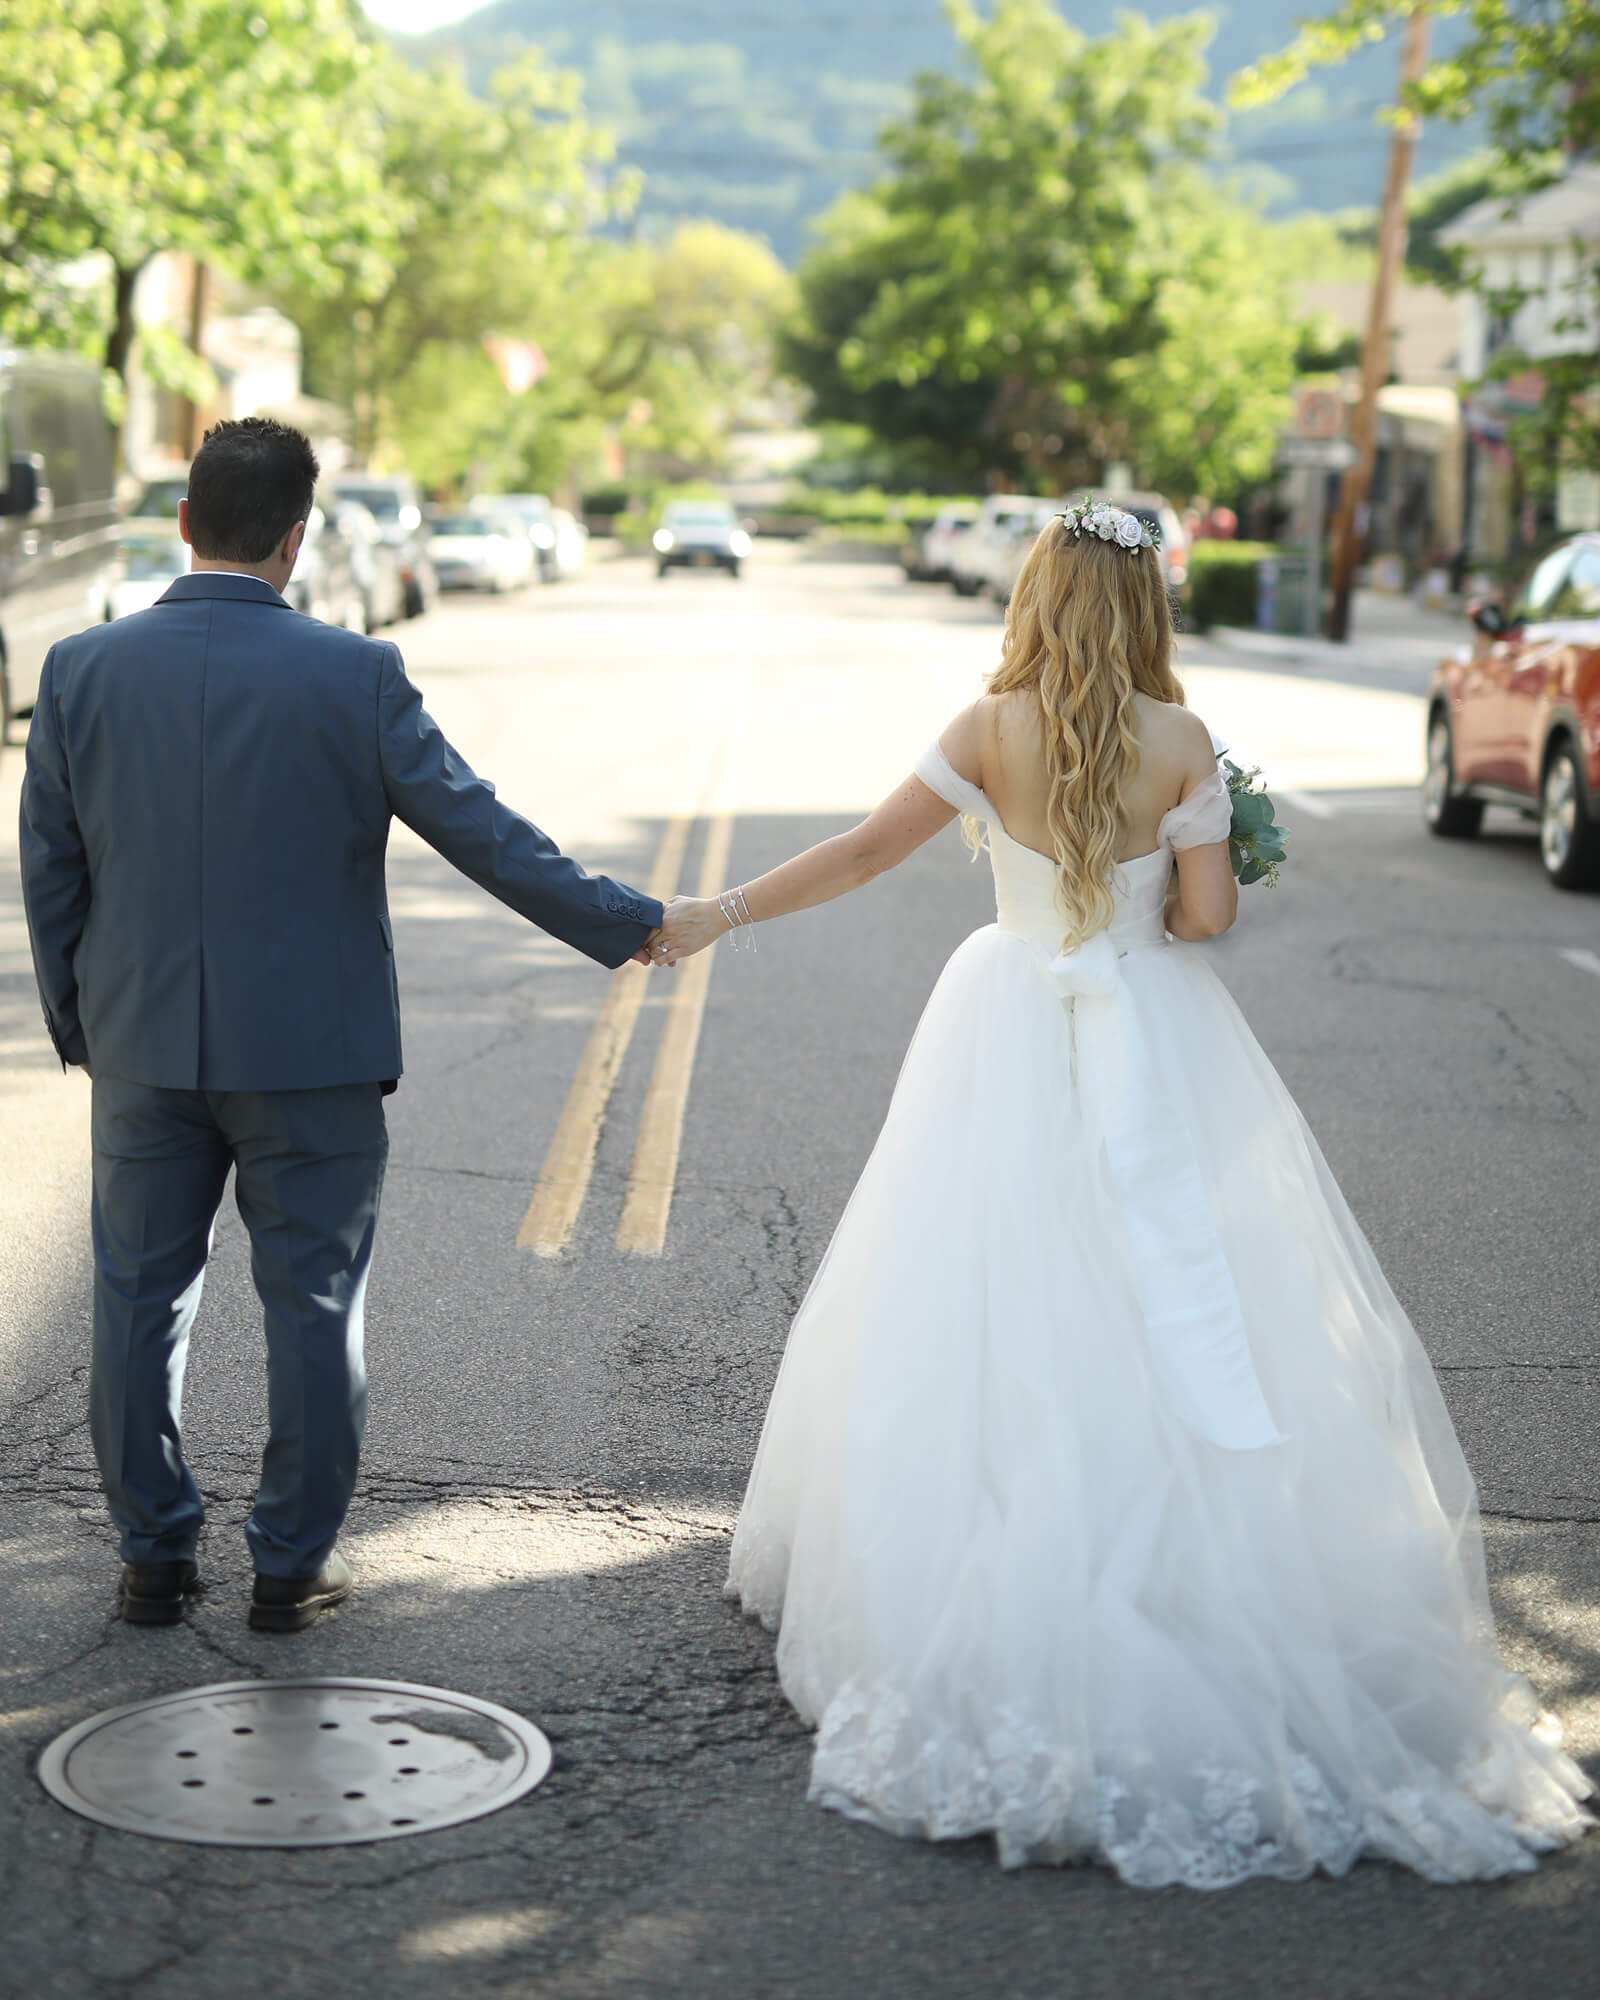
[717,885,758,953]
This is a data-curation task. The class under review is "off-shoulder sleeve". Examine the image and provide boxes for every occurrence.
[1159,767,1232,850]
[914,740,991,819]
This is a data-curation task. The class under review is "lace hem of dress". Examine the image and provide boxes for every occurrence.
[798,1678,1591,1888]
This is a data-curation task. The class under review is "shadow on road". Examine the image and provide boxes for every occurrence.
[1,1486,1597,2000]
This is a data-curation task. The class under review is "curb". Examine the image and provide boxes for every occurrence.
[1206,626,1345,670]
[1203,624,1458,681]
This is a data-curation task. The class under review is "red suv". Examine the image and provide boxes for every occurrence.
[1423,533,1600,888]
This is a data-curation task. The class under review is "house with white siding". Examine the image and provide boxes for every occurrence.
[1441,163,1600,547]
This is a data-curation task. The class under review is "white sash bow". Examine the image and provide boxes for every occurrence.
[1040,935,1284,1453]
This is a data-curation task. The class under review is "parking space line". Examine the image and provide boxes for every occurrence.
[516,772,707,1258]
[1557,947,1600,983]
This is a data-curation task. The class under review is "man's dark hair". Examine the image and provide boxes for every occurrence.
[185,417,320,563]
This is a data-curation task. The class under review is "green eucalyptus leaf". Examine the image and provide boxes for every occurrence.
[1232,795,1270,833]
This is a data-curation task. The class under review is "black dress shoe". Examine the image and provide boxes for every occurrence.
[119,1559,201,1627]
[249,1550,353,1633]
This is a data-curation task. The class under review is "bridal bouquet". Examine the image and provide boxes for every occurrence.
[1223,760,1288,886]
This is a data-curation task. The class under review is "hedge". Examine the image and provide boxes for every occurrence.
[779,486,982,530]
[579,482,985,546]
[1183,541,1278,633]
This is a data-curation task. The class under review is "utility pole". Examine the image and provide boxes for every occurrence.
[1324,10,1430,642]
[181,258,209,461]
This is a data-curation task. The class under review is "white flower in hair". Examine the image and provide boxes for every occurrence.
[1056,495,1162,553]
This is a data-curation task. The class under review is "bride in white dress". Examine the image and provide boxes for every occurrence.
[653,507,1591,1887]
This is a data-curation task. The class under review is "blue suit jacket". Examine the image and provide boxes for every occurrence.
[19,572,662,1091]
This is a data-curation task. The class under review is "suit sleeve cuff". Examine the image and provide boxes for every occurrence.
[47,1018,88,1069]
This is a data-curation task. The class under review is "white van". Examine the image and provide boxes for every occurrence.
[0,351,119,738]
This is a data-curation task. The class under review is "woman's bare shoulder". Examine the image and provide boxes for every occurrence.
[1134,696,1212,758]
[982,686,1041,743]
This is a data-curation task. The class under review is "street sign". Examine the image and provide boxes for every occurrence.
[1557,469,1600,533]
[1293,387,1344,440]
[1278,437,1356,471]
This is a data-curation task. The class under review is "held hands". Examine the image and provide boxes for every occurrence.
[632,885,755,967]
[644,895,728,967]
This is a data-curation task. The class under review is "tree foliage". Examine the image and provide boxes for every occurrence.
[570,222,795,470]
[1232,1,1599,161]
[278,45,613,472]
[782,192,1008,487]
[784,0,1301,497]
[1,5,792,490]
[0,0,390,381]
[359,214,795,494]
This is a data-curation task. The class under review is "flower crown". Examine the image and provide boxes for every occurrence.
[1056,499,1161,553]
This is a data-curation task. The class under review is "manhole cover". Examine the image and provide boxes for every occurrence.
[37,1677,552,1847]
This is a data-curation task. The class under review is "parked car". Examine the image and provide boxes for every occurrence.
[284,500,366,631]
[547,506,588,580]
[109,528,187,619]
[988,500,1063,606]
[903,502,979,582]
[329,472,436,616]
[983,490,1189,609]
[427,512,536,592]
[1087,490,1188,596]
[332,496,406,631]
[1424,532,1600,889]
[0,349,120,737]
[468,492,562,580]
[948,495,1049,596]
[653,498,751,578]
[123,474,189,524]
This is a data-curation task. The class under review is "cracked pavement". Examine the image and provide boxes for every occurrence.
[2,555,1598,1999]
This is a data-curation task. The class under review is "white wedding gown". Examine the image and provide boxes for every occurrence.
[725,742,1591,1887]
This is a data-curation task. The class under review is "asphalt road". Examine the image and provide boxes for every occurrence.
[1,550,1597,2000]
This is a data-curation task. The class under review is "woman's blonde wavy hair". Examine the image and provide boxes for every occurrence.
[983,515,1184,949]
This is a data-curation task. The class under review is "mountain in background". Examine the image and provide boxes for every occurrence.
[401,0,1482,260]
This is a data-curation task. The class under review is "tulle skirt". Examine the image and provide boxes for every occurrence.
[725,926,1591,1885]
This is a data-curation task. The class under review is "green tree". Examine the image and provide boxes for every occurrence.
[783,191,1011,487]
[1232,1,1599,162]
[281,46,615,478]
[363,218,795,496]
[785,0,1301,497]
[571,222,795,471]
[0,0,390,383]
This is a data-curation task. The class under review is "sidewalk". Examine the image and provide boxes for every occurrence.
[1208,586,1467,686]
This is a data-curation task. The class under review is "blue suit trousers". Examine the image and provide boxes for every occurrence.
[89,1077,388,1578]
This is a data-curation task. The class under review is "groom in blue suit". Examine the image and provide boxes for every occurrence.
[19,417,662,1631]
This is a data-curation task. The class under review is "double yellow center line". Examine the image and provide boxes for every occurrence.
[517,718,743,1259]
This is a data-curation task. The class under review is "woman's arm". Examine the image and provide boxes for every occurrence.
[1162,717,1238,940]
[654,770,960,961]
[1165,843,1237,940]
